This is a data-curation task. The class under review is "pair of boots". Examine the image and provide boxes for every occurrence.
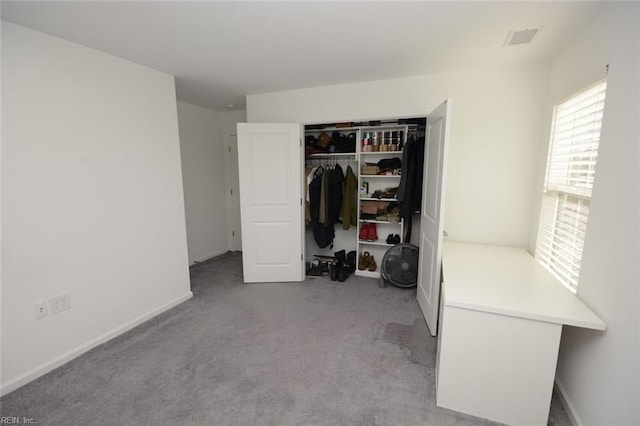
[359,223,378,242]
[331,250,356,282]
[386,234,401,244]
[358,251,377,272]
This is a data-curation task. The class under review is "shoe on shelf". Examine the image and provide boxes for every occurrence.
[358,252,371,270]
[359,224,369,241]
[386,234,394,245]
[368,254,377,272]
[393,234,401,244]
[367,223,378,242]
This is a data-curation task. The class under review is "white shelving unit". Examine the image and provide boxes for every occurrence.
[356,125,408,278]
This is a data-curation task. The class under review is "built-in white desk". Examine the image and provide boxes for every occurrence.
[436,242,605,425]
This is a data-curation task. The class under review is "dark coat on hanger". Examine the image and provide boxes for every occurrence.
[398,136,425,227]
[327,164,344,224]
[340,165,358,230]
[309,167,323,221]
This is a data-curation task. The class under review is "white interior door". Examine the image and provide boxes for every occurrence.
[237,123,304,283]
[417,100,451,336]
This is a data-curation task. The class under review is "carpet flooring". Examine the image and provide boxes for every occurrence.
[1,252,572,425]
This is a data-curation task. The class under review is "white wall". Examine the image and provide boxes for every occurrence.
[222,109,247,252]
[1,22,192,394]
[177,103,246,262]
[223,109,248,138]
[544,3,639,425]
[247,65,549,248]
[177,101,228,263]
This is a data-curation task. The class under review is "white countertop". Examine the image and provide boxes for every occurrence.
[442,242,606,330]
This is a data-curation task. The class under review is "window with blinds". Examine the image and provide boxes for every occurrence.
[536,80,607,293]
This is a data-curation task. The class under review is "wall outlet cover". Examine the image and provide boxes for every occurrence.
[33,301,48,319]
[48,293,71,315]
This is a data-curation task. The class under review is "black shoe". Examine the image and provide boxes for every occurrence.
[306,264,322,276]
[386,234,394,244]
[393,234,401,244]
[346,251,357,273]
[329,262,339,281]
[338,266,349,282]
[334,249,346,266]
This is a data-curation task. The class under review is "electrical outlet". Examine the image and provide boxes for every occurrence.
[33,300,48,319]
[48,293,71,315]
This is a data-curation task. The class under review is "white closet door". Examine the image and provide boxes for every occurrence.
[417,100,452,336]
[237,123,304,283]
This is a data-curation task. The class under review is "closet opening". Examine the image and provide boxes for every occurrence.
[304,116,427,283]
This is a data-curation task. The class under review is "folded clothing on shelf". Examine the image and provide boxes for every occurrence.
[306,131,357,155]
[371,187,398,199]
[361,200,390,215]
[361,165,380,175]
[330,132,357,153]
[377,158,402,172]
[360,201,400,223]
[375,207,400,223]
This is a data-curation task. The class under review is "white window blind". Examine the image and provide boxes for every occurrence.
[536,80,607,292]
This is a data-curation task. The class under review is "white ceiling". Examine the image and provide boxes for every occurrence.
[1,1,603,111]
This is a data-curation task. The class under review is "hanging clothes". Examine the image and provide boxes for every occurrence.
[397,136,425,242]
[308,165,335,248]
[309,167,323,221]
[327,164,344,224]
[312,166,336,248]
[304,165,316,225]
[308,161,354,247]
[319,166,330,225]
[310,219,335,249]
[340,165,358,230]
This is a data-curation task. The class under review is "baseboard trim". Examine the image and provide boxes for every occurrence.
[555,376,584,426]
[0,291,193,396]
[190,249,229,265]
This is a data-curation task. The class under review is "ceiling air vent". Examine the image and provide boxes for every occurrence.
[504,28,540,46]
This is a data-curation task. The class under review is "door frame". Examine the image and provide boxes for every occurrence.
[225,134,242,252]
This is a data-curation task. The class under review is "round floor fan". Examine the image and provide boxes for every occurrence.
[379,243,420,288]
